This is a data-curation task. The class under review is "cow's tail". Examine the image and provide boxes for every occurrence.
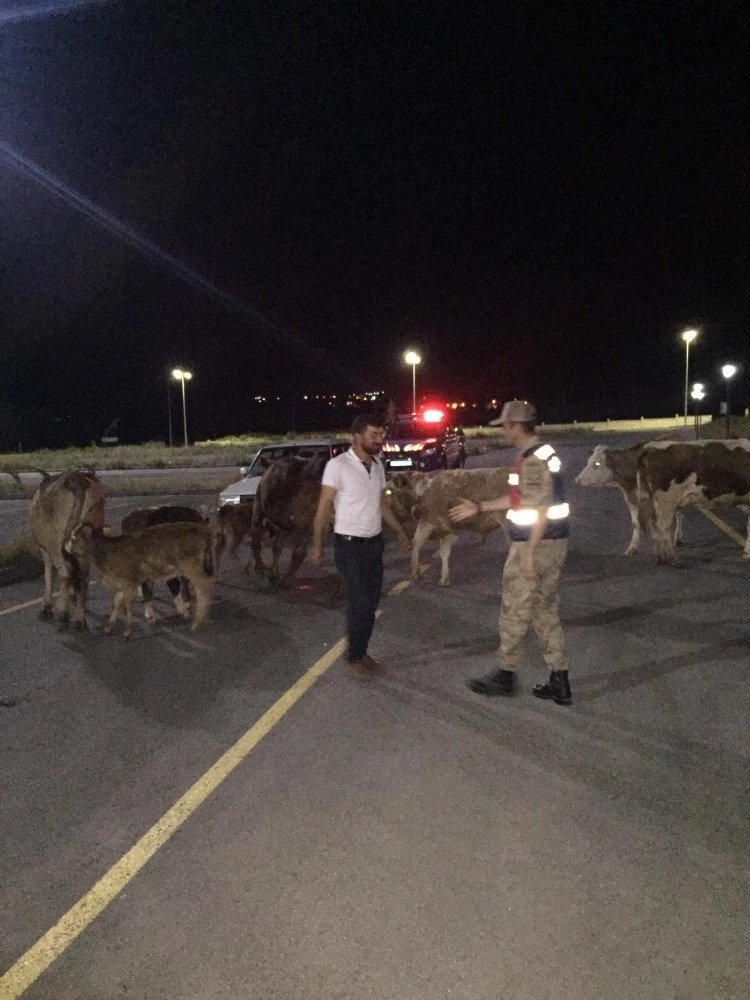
[204,531,217,577]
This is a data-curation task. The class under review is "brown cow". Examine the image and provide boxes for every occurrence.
[249,455,328,586]
[28,468,105,626]
[215,502,255,572]
[65,522,216,637]
[637,440,750,563]
[387,467,511,585]
[121,505,208,620]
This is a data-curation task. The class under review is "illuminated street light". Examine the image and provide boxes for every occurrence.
[721,364,737,437]
[404,350,421,415]
[681,328,698,427]
[690,382,705,438]
[171,367,193,446]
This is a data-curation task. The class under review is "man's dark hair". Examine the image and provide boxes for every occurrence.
[350,412,384,435]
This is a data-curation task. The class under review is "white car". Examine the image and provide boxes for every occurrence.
[218,439,350,506]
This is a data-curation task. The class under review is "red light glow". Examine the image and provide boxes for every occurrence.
[421,408,445,423]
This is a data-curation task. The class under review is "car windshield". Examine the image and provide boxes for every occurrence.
[244,443,346,478]
[388,419,442,440]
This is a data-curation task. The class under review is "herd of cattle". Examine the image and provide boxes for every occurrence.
[24,438,750,637]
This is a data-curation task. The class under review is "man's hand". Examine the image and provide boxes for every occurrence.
[449,498,479,523]
[309,542,324,567]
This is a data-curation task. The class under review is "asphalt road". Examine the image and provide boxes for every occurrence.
[1,437,749,999]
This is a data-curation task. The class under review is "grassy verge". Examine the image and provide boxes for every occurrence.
[0,535,43,580]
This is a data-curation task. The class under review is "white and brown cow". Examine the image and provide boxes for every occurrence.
[575,443,684,555]
[121,504,209,620]
[28,468,105,627]
[66,522,216,637]
[386,467,512,586]
[637,440,750,563]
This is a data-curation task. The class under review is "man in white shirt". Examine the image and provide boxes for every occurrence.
[311,414,411,678]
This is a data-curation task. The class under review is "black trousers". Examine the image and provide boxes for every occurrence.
[334,534,385,661]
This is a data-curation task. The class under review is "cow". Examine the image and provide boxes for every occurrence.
[120,505,208,620]
[65,522,216,637]
[28,468,105,627]
[575,443,684,555]
[215,502,256,572]
[637,440,750,563]
[386,467,512,586]
[249,455,328,586]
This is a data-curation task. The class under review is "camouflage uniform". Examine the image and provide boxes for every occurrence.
[500,444,569,672]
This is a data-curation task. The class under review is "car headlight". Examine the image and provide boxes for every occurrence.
[221,496,241,505]
[422,446,438,456]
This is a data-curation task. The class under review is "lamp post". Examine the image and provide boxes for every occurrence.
[167,376,173,447]
[690,382,705,438]
[721,364,736,438]
[404,350,421,415]
[681,328,698,427]
[171,368,193,446]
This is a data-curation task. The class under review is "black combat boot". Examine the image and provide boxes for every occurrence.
[467,669,518,697]
[532,671,572,706]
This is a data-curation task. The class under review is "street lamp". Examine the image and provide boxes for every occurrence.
[721,364,736,437]
[681,328,698,427]
[690,382,705,438]
[171,367,193,446]
[404,350,421,415]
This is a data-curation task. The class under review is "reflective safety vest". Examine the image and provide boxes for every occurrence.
[507,443,569,541]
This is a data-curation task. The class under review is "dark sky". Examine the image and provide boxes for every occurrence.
[1,0,749,446]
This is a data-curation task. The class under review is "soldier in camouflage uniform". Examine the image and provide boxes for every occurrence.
[450,399,572,705]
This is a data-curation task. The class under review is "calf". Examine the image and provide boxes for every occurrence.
[249,455,328,586]
[121,505,208,620]
[28,468,105,627]
[66,522,216,637]
[216,502,256,572]
[387,467,511,586]
[575,443,684,555]
[637,440,750,563]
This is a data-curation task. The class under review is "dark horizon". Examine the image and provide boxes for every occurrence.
[1,2,748,448]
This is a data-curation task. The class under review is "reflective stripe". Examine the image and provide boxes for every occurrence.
[507,509,538,525]
[508,472,520,485]
[507,502,569,526]
[547,456,561,473]
[548,502,569,519]
[533,444,555,461]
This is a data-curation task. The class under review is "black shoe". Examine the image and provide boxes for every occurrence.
[467,669,518,697]
[532,671,572,706]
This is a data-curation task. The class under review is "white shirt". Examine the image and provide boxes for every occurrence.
[322,448,385,537]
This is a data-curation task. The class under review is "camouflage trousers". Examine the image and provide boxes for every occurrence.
[499,538,569,672]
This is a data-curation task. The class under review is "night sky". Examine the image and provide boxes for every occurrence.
[1,0,749,447]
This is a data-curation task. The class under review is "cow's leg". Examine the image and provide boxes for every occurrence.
[743,510,750,559]
[437,532,457,586]
[168,576,192,618]
[411,521,434,582]
[40,552,54,619]
[190,580,214,629]
[652,503,678,564]
[623,497,643,555]
[249,525,268,577]
[280,542,307,587]
[673,510,685,547]
[105,591,125,634]
[122,593,136,638]
[140,581,156,623]
[267,535,284,586]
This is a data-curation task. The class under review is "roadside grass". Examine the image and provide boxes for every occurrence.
[0,534,43,578]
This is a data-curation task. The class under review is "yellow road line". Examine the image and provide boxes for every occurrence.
[696,507,747,548]
[0,635,349,999]
[0,597,43,617]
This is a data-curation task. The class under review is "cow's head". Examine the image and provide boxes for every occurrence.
[385,472,418,521]
[575,446,611,487]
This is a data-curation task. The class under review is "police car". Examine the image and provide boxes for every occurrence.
[382,408,466,474]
